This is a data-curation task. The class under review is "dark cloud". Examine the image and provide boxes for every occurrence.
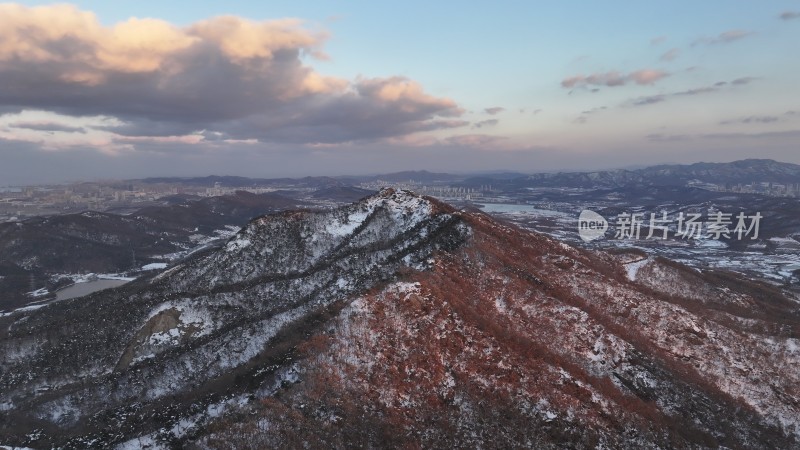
[484,107,505,115]
[9,122,87,133]
[780,11,800,20]
[0,4,463,147]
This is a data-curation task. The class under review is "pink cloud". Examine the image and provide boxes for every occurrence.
[628,69,670,85]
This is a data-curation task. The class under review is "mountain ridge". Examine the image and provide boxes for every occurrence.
[1,189,798,448]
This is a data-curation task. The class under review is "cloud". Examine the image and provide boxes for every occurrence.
[647,129,800,142]
[630,95,667,106]
[780,11,800,20]
[582,106,607,114]
[9,121,87,133]
[717,110,799,125]
[719,115,780,125]
[730,76,758,85]
[484,107,505,115]
[0,4,464,149]
[629,87,716,106]
[702,129,800,140]
[472,119,499,129]
[676,86,719,96]
[562,71,624,88]
[660,48,680,62]
[443,134,506,147]
[0,110,126,151]
[650,36,667,45]
[628,69,670,84]
[573,106,607,124]
[646,133,691,142]
[627,77,757,107]
[561,69,669,89]
[693,29,754,46]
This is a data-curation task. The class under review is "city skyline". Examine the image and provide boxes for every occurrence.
[1,2,799,184]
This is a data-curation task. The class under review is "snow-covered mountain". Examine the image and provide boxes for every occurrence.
[0,189,797,448]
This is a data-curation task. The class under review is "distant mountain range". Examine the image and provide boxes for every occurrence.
[462,159,800,190]
[132,159,800,191]
[137,170,465,188]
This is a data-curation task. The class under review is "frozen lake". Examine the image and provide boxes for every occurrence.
[478,203,573,219]
[56,279,130,301]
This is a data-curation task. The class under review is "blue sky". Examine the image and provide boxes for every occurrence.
[1,1,799,183]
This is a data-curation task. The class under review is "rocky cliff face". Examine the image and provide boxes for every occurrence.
[0,189,797,449]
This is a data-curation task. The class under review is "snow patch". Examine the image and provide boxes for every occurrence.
[225,237,251,252]
[326,210,369,237]
[624,258,649,281]
[26,288,49,298]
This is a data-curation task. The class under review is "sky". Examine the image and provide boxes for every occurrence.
[1,1,799,184]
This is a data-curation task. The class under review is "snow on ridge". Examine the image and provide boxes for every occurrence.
[225,237,251,252]
[331,189,432,238]
[369,189,432,219]
[222,189,433,251]
[325,210,369,237]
